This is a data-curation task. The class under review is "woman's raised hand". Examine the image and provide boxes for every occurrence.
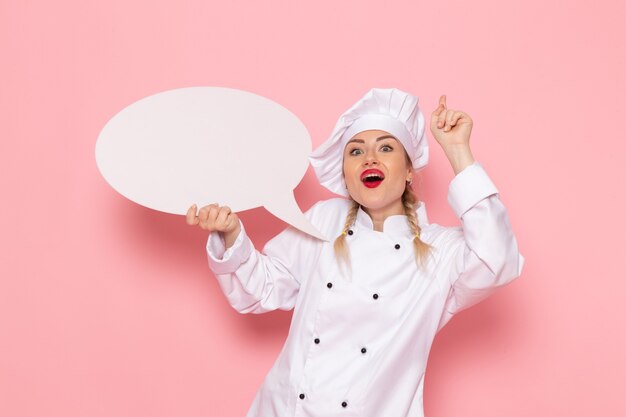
[429,95,473,148]
[186,203,241,237]
[429,95,476,175]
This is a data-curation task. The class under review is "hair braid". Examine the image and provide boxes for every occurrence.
[402,184,433,268]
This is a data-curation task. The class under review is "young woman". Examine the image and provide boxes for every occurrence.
[186,88,524,417]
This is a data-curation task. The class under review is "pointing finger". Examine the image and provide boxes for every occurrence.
[438,108,450,129]
[432,98,446,117]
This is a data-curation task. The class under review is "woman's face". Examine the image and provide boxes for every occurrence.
[342,129,412,214]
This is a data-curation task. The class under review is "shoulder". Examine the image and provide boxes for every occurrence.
[421,222,465,259]
[307,197,351,214]
[425,223,463,242]
[305,197,352,221]
[304,197,351,238]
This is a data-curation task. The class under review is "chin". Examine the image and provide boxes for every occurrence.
[349,187,405,211]
[352,194,387,210]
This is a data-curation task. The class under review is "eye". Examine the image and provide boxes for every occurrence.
[380,144,393,152]
[348,148,363,156]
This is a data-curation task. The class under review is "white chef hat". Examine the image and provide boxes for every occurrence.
[308,87,429,197]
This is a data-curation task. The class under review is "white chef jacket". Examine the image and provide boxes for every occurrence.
[206,161,525,417]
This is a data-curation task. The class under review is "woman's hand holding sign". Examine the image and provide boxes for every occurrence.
[186,203,242,249]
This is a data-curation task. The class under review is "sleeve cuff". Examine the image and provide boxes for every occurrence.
[206,220,254,274]
[447,161,499,218]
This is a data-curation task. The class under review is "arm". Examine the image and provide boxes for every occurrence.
[429,96,524,327]
[206,202,322,314]
[441,161,525,317]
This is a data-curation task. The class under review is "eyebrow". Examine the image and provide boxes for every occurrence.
[346,135,397,145]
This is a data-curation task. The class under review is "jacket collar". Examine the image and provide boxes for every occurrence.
[354,200,429,234]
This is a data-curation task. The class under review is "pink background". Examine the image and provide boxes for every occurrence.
[1,0,624,416]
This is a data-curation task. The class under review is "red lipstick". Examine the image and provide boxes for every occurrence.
[360,169,385,188]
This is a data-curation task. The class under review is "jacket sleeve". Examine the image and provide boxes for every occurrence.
[439,161,525,319]
[206,202,323,314]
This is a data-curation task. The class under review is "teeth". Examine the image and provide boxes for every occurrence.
[363,172,384,180]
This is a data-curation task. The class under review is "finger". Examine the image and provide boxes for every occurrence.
[450,111,465,128]
[438,109,450,129]
[186,204,199,225]
[432,102,445,118]
[224,210,238,234]
[432,96,446,119]
[206,204,221,229]
[444,110,456,131]
[215,206,232,229]
[198,203,218,229]
[197,204,210,224]
[430,106,443,131]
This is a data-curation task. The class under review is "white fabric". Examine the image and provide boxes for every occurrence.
[308,87,429,197]
[206,161,525,417]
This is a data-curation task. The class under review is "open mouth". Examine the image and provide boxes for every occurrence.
[361,169,385,188]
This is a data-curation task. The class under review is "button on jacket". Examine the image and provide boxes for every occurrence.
[206,161,525,417]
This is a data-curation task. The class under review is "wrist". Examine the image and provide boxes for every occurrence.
[443,145,475,175]
[223,222,241,249]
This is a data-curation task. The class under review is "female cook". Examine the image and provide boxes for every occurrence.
[186,87,525,417]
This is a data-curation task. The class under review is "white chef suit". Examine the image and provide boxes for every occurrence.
[206,161,525,417]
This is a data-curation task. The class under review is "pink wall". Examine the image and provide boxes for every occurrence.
[1,0,624,416]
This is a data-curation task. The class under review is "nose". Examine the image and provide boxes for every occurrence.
[363,150,378,166]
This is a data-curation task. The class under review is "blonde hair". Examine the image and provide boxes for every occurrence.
[333,182,434,279]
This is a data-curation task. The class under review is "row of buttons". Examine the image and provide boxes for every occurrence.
[298,393,349,408]
[313,337,367,353]
[347,229,402,250]
[327,281,381,299]
[297,237,395,410]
